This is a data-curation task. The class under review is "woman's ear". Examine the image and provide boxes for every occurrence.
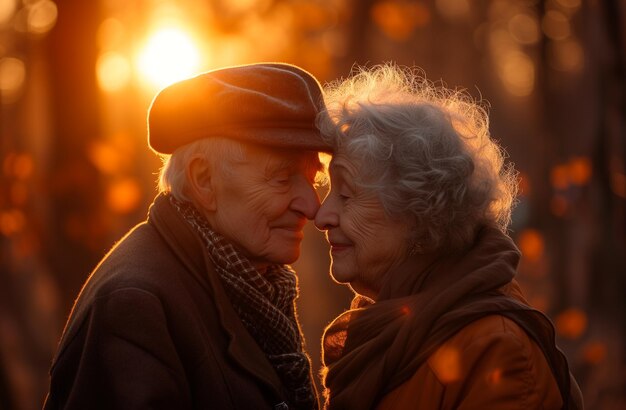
[186,156,217,211]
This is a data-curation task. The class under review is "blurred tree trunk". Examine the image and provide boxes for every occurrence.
[335,0,377,76]
[588,0,626,345]
[45,0,104,317]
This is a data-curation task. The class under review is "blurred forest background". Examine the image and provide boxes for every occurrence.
[0,0,625,409]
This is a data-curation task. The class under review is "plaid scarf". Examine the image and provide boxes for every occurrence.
[171,196,318,410]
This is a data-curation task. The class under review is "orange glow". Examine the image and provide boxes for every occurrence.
[555,308,587,339]
[0,210,26,236]
[518,229,544,263]
[107,179,142,214]
[371,0,430,41]
[430,346,460,383]
[88,141,125,175]
[293,2,330,29]
[568,157,592,185]
[582,341,607,365]
[137,27,201,89]
[550,164,569,189]
[12,154,34,179]
[400,306,410,315]
[486,368,502,385]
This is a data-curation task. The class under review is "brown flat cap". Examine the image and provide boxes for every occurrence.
[147,62,331,154]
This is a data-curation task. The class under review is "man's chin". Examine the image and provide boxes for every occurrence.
[271,249,300,266]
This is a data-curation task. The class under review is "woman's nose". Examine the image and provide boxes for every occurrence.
[314,192,339,231]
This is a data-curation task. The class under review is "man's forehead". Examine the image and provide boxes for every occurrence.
[243,143,322,168]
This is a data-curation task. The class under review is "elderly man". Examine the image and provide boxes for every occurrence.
[44,63,331,410]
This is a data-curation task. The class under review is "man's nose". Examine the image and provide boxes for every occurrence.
[290,177,321,219]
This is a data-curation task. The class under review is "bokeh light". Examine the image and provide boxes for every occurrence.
[137,27,201,89]
[486,368,503,385]
[555,308,588,339]
[435,0,470,22]
[582,341,607,365]
[497,50,535,97]
[508,13,540,45]
[568,157,592,186]
[97,18,126,51]
[0,0,18,25]
[555,0,582,13]
[430,346,460,383]
[107,178,142,214]
[0,57,26,103]
[518,229,545,263]
[371,0,430,42]
[550,194,569,217]
[96,52,131,92]
[26,0,57,34]
[611,172,626,198]
[0,209,26,237]
[542,10,571,40]
[547,39,584,72]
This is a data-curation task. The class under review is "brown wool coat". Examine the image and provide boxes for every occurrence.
[44,195,292,409]
[377,314,565,409]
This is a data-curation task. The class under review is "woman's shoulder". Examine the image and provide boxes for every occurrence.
[424,314,563,409]
[439,314,530,349]
[427,314,541,377]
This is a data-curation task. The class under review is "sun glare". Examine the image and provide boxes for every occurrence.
[137,27,200,89]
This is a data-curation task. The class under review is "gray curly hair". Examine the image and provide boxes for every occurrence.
[317,64,518,253]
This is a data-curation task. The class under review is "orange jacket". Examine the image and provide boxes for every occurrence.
[377,314,571,409]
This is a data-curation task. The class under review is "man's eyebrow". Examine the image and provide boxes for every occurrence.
[265,157,296,174]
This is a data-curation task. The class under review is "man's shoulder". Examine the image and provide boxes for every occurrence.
[74,221,184,306]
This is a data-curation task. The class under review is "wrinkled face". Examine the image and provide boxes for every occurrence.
[209,143,323,269]
[314,153,410,299]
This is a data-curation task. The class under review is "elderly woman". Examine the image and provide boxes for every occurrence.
[314,65,583,409]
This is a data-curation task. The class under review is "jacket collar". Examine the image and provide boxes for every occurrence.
[148,193,286,400]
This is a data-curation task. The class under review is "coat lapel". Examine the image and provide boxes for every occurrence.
[149,194,286,398]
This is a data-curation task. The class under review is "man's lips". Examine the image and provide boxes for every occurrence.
[273,222,306,239]
[329,241,352,252]
[273,219,307,232]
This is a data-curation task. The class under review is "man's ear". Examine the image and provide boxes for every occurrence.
[186,156,217,211]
